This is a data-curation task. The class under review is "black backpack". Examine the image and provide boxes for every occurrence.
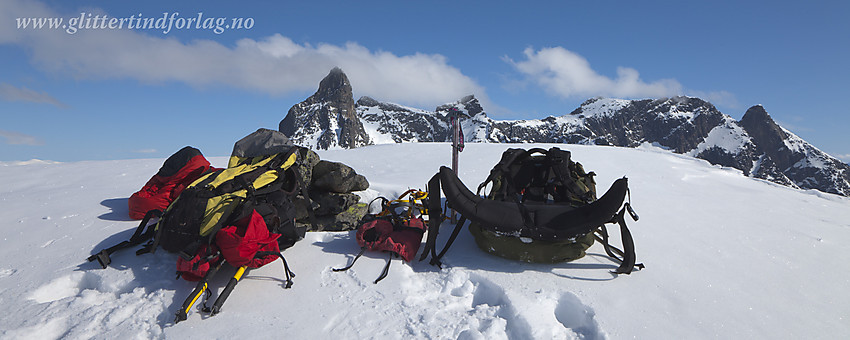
[421,147,643,274]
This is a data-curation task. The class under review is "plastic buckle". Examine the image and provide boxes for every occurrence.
[95,250,111,269]
[625,203,639,221]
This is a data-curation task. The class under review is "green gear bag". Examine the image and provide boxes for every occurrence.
[468,222,596,263]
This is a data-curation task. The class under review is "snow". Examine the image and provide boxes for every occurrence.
[547,114,586,128]
[359,119,402,144]
[782,126,832,170]
[511,119,551,128]
[461,117,492,143]
[688,117,752,156]
[781,127,809,154]
[2,143,850,339]
[576,98,631,118]
[0,159,62,166]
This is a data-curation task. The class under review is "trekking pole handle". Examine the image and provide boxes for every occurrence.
[210,266,247,316]
[175,259,224,323]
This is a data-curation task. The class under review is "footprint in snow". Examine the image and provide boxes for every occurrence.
[0,268,17,278]
[554,292,604,340]
[401,268,532,340]
[28,271,108,304]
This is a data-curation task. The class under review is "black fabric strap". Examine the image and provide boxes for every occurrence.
[87,209,161,268]
[430,215,467,267]
[255,251,296,288]
[476,178,492,196]
[279,253,295,288]
[332,247,366,272]
[417,169,468,267]
[594,205,643,274]
[420,173,443,262]
[374,252,396,284]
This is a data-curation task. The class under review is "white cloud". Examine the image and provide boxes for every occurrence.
[1,0,485,109]
[0,83,67,108]
[0,129,44,146]
[507,47,684,99]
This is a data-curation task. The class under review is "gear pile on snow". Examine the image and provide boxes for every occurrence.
[88,128,372,322]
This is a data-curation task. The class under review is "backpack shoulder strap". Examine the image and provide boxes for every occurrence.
[419,169,469,268]
[594,188,644,274]
[87,209,162,268]
[420,172,444,264]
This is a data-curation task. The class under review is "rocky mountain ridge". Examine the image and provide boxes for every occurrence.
[279,68,850,196]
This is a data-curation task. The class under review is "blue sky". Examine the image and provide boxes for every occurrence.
[1,0,848,163]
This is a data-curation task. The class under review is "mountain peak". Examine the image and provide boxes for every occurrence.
[314,67,352,103]
[740,105,770,123]
[739,105,788,145]
[278,67,368,150]
[435,94,485,117]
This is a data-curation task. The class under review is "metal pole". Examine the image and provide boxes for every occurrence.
[450,111,460,223]
[452,115,459,174]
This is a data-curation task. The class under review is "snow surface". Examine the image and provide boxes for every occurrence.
[1,143,849,339]
[0,159,62,166]
[687,117,752,156]
[576,98,631,118]
[781,126,832,170]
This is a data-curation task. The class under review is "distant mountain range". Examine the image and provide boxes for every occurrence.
[280,68,850,197]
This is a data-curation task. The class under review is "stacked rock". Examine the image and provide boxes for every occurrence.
[293,148,369,231]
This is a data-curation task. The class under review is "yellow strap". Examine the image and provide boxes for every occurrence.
[376,189,430,219]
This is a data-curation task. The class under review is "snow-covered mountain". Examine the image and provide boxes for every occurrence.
[2,143,849,339]
[280,69,850,197]
[279,67,370,150]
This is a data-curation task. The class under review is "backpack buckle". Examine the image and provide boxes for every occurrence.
[625,203,639,221]
[93,250,112,269]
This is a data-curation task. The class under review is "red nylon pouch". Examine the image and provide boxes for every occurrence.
[216,210,281,268]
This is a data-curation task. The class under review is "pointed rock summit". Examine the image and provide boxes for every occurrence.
[315,67,354,104]
[739,105,788,151]
[279,67,369,150]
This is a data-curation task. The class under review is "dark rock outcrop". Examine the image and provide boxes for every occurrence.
[279,67,369,150]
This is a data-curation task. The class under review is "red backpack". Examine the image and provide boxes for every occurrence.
[333,190,429,283]
[128,146,217,220]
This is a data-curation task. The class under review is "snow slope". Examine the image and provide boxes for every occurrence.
[1,143,849,339]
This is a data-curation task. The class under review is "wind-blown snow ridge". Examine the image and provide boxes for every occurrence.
[0,159,61,166]
[1,143,849,339]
